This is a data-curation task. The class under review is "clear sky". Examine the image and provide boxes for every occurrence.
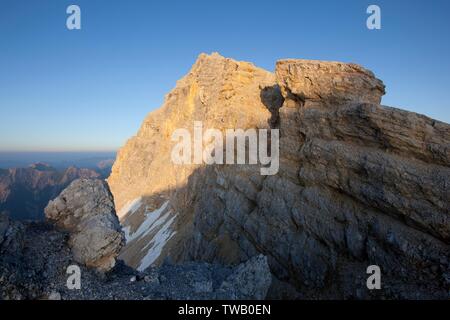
[1,0,449,151]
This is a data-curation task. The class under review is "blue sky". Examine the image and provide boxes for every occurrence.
[1,0,449,151]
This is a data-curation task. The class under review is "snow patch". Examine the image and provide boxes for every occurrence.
[118,197,143,219]
[137,212,177,272]
[123,201,170,243]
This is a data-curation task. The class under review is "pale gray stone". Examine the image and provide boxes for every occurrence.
[45,179,124,272]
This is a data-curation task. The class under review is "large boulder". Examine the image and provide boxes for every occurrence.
[45,179,124,272]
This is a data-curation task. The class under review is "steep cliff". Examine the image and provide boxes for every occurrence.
[108,53,450,299]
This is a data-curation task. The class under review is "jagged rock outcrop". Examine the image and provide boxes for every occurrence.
[108,53,450,299]
[45,179,124,272]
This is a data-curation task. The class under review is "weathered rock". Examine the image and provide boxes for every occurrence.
[45,179,124,272]
[275,59,385,105]
[108,53,450,299]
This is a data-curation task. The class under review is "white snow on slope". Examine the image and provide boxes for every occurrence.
[123,201,170,243]
[118,197,143,220]
[137,213,177,272]
[119,199,177,272]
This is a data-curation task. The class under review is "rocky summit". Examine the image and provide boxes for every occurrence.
[108,53,449,299]
[1,53,449,300]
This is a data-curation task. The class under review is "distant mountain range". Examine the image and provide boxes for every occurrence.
[0,160,114,220]
[0,151,116,170]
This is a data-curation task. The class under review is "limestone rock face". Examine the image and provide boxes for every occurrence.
[108,52,278,270]
[108,52,275,213]
[45,179,124,272]
[108,53,450,299]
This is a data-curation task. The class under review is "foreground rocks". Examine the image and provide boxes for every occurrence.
[109,53,449,299]
[0,216,272,300]
[0,214,68,300]
[45,179,124,272]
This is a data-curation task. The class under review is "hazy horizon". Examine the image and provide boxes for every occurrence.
[0,151,116,169]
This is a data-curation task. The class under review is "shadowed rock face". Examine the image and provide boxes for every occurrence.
[45,179,124,272]
[108,53,449,299]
